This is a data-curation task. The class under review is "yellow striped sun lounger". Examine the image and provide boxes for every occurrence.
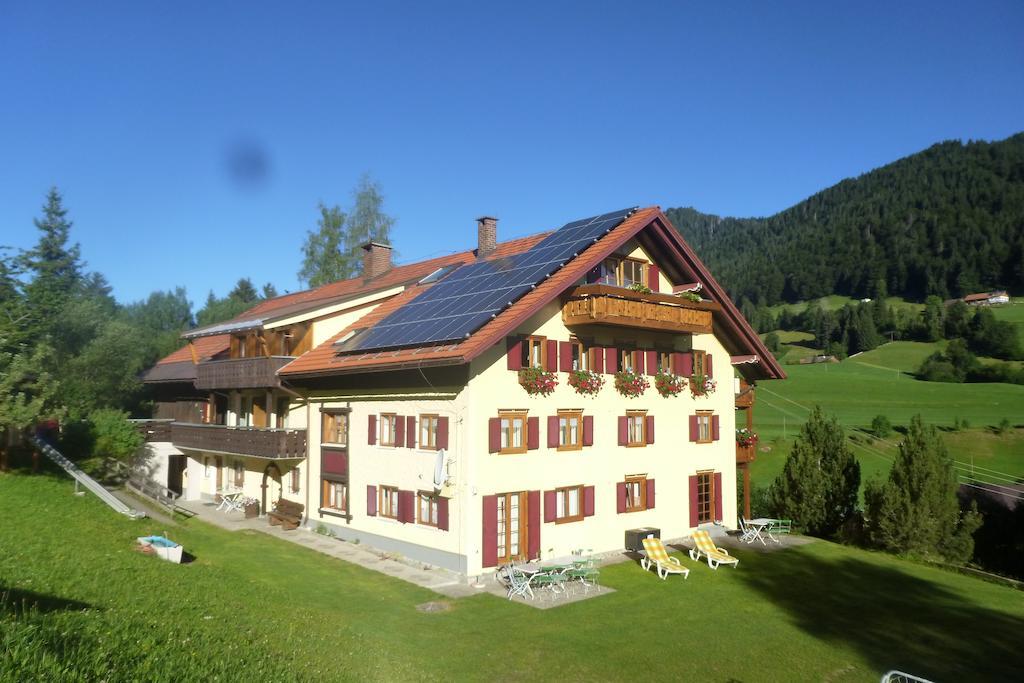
[689,530,739,570]
[640,537,689,580]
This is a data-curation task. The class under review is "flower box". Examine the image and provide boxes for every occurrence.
[568,369,604,396]
[654,372,687,398]
[736,428,758,448]
[614,370,650,398]
[690,374,717,397]
[518,367,558,397]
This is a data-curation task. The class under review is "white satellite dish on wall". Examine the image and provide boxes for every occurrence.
[433,448,446,489]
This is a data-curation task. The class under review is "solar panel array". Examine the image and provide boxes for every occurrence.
[338,207,637,352]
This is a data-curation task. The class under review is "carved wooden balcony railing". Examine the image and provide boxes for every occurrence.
[169,422,307,460]
[194,356,295,390]
[561,284,718,335]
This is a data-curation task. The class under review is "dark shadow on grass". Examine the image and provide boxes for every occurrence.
[739,549,1024,680]
[1,586,96,615]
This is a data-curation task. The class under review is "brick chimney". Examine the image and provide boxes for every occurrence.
[476,216,497,258]
[361,241,393,279]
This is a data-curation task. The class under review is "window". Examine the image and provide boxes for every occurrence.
[232,461,244,487]
[380,413,398,447]
[696,471,715,524]
[237,396,253,427]
[696,411,713,443]
[619,258,647,288]
[420,414,439,450]
[204,457,212,478]
[624,475,647,512]
[379,486,400,520]
[322,479,347,512]
[692,349,707,378]
[290,467,301,494]
[597,258,619,285]
[499,411,528,454]
[417,491,440,527]
[322,412,348,445]
[558,410,583,451]
[555,485,583,523]
[626,410,647,447]
[569,338,589,371]
[275,397,290,428]
[521,335,547,369]
[619,348,642,373]
[656,351,672,374]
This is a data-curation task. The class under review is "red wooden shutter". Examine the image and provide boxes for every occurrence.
[645,415,655,444]
[714,473,724,521]
[591,347,605,373]
[547,416,560,448]
[545,340,558,372]
[582,416,594,446]
[616,482,627,513]
[712,415,720,441]
[604,347,618,374]
[367,415,377,445]
[437,497,449,531]
[559,341,573,372]
[671,352,685,375]
[544,490,556,522]
[406,416,416,449]
[688,476,699,527]
[584,485,595,517]
[648,264,660,293]
[366,485,377,516]
[488,417,501,453]
[398,490,415,523]
[527,416,539,450]
[646,478,656,510]
[437,417,449,450]
[706,354,714,378]
[482,495,498,567]
[682,352,694,376]
[617,416,628,446]
[527,491,541,559]
[645,350,658,376]
[689,415,699,442]
[506,336,522,371]
[634,350,645,375]
[394,415,405,448]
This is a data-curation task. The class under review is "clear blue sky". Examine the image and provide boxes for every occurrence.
[1,1,1021,305]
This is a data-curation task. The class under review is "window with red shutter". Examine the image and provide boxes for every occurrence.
[583,485,595,517]
[646,478,656,510]
[714,473,723,521]
[488,417,501,453]
[547,415,560,448]
[645,350,658,376]
[604,347,618,374]
[591,347,605,373]
[582,415,594,447]
[367,414,377,445]
[527,416,540,450]
[544,490,557,523]
[689,415,699,442]
[437,416,449,450]
[706,353,714,378]
[366,485,377,516]
[712,415,720,441]
[394,415,405,448]
[482,495,498,567]
[545,340,558,372]
[616,481,627,513]
[527,491,541,559]
[559,341,573,372]
[506,337,523,371]
[688,476,699,527]
[437,496,449,531]
[645,415,655,445]
[648,264,660,292]
[618,416,628,446]
[406,416,416,448]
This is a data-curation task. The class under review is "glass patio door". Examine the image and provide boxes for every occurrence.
[496,491,527,563]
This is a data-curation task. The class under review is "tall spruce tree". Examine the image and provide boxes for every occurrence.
[767,406,861,537]
[864,415,982,563]
[21,187,83,337]
[298,203,349,287]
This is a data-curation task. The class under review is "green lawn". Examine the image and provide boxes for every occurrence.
[2,473,1023,681]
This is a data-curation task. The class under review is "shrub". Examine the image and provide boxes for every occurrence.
[89,409,143,461]
[870,414,892,438]
[996,418,1012,436]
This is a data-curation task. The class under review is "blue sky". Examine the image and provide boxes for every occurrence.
[1,1,1021,305]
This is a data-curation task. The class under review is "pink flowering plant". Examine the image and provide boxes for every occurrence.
[613,370,650,398]
[568,369,604,396]
[654,371,687,398]
[736,428,758,448]
[518,367,558,396]
[690,374,717,397]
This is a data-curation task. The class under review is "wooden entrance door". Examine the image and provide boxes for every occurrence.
[215,456,224,492]
[167,454,185,496]
[261,463,282,513]
[496,491,527,563]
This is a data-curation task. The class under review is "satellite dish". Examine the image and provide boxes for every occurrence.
[433,448,446,489]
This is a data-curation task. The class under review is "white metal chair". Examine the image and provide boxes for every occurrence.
[738,517,758,544]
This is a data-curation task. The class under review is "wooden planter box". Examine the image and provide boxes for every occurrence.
[244,502,260,519]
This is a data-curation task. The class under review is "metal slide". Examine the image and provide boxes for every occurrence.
[30,435,146,519]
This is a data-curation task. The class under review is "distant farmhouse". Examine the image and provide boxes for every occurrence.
[961,290,1010,306]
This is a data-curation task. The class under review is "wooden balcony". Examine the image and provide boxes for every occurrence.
[133,419,174,442]
[561,284,717,335]
[736,443,757,464]
[169,422,307,460]
[735,380,755,409]
[195,356,295,390]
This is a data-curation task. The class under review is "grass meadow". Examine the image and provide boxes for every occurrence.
[3,473,1023,682]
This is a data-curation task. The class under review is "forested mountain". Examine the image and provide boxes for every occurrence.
[666,133,1024,306]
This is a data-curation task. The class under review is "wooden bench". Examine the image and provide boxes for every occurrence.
[267,499,304,530]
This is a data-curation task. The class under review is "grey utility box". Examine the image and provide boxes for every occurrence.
[624,527,660,552]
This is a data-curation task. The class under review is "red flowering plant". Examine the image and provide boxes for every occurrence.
[518,367,558,397]
[653,371,687,398]
[568,369,604,397]
[613,370,650,398]
[690,374,717,397]
[736,428,758,448]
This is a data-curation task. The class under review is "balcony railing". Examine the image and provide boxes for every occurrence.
[562,284,717,335]
[736,443,757,464]
[194,356,295,390]
[169,422,307,460]
[132,419,174,442]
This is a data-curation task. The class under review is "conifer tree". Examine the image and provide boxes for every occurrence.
[21,187,83,337]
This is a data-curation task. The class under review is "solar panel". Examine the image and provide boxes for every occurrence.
[338,207,637,352]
